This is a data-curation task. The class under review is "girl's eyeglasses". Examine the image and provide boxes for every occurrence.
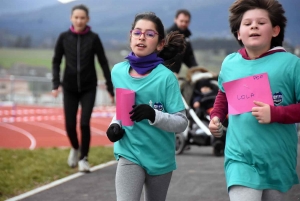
[130,29,159,39]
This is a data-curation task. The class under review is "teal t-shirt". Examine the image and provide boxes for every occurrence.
[111,61,185,175]
[219,52,300,192]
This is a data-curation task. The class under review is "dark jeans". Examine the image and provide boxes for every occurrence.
[63,87,96,160]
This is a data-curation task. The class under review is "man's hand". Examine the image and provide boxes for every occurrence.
[252,101,271,124]
[129,104,155,123]
[209,116,223,138]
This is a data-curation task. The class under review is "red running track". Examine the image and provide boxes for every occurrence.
[0,105,114,149]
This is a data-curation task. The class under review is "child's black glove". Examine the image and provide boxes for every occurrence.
[129,104,155,122]
[106,123,125,142]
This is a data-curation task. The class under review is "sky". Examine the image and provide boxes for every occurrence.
[0,0,76,15]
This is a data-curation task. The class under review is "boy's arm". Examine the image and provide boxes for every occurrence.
[270,103,300,124]
[210,90,228,123]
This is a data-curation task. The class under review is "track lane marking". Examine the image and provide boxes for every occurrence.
[0,123,36,150]
[24,122,66,136]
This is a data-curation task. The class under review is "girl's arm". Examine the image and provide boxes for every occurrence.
[52,34,64,90]
[110,110,188,133]
[149,110,188,133]
[109,115,121,126]
[210,90,228,123]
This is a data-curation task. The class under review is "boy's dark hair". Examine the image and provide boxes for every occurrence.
[131,12,186,67]
[229,0,286,47]
[175,9,191,19]
[71,4,89,17]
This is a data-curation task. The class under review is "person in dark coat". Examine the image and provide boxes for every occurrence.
[51,4,114,172]
[166,9,198,74]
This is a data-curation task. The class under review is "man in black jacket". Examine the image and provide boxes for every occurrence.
[167,9,198,74]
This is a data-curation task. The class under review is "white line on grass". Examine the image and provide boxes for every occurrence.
[6,160,117,201]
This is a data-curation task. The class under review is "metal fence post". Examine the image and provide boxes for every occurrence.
[10,75,15,103]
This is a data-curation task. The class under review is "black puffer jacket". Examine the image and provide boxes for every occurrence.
[166,24,198,74]
[52,27,114,96]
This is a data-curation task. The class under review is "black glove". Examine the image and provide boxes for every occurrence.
[106,123,125,142]
[129,104,155,122]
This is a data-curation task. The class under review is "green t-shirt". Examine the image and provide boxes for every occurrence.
[219,52,300,192]
[111,61,185,175]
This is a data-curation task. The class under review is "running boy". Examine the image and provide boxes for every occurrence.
[209,0,300,200]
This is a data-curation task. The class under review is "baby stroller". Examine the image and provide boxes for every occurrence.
[176,67,227,156]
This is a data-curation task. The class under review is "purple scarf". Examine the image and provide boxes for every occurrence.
[125,52,164,74]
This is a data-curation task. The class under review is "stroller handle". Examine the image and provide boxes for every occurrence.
[181,95,212,136]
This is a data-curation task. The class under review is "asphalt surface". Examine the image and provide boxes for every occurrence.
[19,145,300,201]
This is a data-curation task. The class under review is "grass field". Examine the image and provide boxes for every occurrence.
[0,47,224,78]
[0,146,114,201]
[0,48,56,69]
[0,48,125,80]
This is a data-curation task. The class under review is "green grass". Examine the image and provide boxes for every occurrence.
[0,48,225,80]
[0,48,124,80]
[0,48,56,69]
[0,146,114,201]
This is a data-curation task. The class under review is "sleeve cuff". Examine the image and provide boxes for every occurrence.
[148,110,159,125]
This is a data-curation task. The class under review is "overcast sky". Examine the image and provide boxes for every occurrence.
[0,0,228,15]
[0,0,72,15]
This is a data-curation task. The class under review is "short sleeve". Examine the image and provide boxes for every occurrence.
[164,75,185,114]
[294,58,300,103]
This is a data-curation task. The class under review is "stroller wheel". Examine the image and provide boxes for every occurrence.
[213,141,224,157]
[175,133,186,155]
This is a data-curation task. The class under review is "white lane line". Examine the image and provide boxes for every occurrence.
[0,108,113,117]
[24,122,66,136]
[5,160,117,201]
[0,123,36,150]
[91,119,111,127]
[91,112,115,118]
[91,127,106,136]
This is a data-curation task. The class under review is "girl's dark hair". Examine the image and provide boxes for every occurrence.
[71,4,89,17]
[131,12,186,67]
[229,0,286,47]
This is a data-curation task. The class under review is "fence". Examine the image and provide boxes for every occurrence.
[0,75,112,107]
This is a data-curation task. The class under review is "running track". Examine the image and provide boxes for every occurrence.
[0,105,115,149]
